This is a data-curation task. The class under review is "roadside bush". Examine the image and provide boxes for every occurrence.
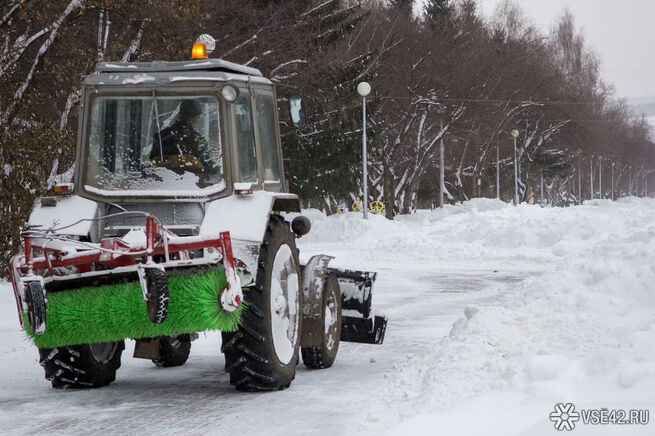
[0,124,74,278]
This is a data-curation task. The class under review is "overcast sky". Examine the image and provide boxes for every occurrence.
[415,0,655,101]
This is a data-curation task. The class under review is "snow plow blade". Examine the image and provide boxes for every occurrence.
[330,268,387,345]
[341,314,387,344]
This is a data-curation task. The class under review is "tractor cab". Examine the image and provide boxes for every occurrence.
[76,58,287,201]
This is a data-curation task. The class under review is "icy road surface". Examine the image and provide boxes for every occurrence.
[1,198,654,435]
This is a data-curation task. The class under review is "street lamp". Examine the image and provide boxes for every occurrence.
[577,149,582,204]
[357,81,371,219]
[598,155,602,199]
[646,170,650,197]
[611,161,615,200]
[629,165,632,197]
[439,121,445,208]
[590,155,594,200]
[540,168,544,205]
[496,142,500,199]
[511,128,519,205]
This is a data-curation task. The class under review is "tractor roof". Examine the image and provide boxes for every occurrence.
[84,59,271,87]
[95,59,262,76]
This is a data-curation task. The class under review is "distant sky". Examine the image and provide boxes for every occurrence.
[415,0,655,100]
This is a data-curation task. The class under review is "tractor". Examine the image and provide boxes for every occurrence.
[9,38,386,391]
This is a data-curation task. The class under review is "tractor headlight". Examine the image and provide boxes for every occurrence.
[221,85,238,103]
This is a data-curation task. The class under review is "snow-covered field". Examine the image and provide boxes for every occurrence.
[1,198,654,435]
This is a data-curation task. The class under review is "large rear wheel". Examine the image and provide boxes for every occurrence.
[221,215,302,391]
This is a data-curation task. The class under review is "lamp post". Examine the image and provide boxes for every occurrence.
[611,162,615,200]
[598,155,602,199]
[646,171,649,197]
[577,149,582,204]
[590,155,594,200]
[629,166,632,196]
[357,82,371,219]
[439,121,445,208]
[540,169,544,205]
[496,143,500,199]
[511,129,519,205]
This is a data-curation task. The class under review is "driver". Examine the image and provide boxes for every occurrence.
[151,99,214,172]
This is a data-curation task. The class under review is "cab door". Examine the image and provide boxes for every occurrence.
[251,87,285,192]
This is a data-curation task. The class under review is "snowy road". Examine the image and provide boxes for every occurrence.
[1,199,654,435]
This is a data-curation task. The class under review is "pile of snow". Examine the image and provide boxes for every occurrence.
[299,198,655,435]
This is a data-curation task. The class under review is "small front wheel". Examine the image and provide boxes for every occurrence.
[302,272,342,369]
[25,281,47,334]
[146,268,169,324]
[152,335,191,367]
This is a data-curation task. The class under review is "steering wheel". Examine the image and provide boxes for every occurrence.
[151,154,204,171]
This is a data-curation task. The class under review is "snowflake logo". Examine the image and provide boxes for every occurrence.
[550,403,580,431]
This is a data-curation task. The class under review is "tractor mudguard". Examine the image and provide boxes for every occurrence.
[199,191,300,243]
[200,192,302,278]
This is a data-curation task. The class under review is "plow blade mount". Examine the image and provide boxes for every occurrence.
[23,266,246,349]
[330,268,387,345]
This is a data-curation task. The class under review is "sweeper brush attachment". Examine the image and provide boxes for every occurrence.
[10,216,247,350]
[23,267,247,349]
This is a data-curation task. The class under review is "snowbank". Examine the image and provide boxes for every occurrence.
[299,198,655,435]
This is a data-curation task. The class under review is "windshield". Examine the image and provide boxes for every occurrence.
[84,95,225,195]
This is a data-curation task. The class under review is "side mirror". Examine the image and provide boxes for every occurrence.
[288,94,306,128]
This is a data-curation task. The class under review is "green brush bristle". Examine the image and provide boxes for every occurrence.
[24,268,247,349]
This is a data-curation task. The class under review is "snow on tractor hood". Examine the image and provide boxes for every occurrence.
[28,195,98,236]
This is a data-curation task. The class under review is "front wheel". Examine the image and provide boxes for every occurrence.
[222,215,302,391]
[302,272,342,369]
[38,341,124,389]
[152,335,191,367]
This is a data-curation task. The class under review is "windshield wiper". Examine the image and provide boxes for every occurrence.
[152,90,164,160]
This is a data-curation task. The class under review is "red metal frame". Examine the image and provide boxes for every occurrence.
[18,228,233,273]
[11,217,240,325]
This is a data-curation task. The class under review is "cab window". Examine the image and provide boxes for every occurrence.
[235,95,257,183]
[255,94,281,182]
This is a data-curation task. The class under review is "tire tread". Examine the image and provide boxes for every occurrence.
[222,215,301,391]
[38,342,124,389]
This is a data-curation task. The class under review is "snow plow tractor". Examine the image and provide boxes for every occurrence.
[9,42,387,391]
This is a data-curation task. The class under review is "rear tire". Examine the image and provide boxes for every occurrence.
[302,272,342,369]
[38,341,124,389]
[221,215,302,391]
[152,335,191,367]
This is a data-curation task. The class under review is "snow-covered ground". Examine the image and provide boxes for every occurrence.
[1,198,654,435]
